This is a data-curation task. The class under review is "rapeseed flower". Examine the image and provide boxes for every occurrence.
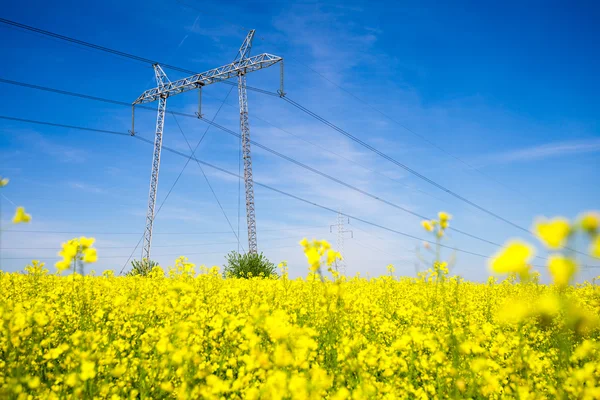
[534,217,571,249]
[578,211,599,234]
[326,249,342,266]
[55,237,98,272]
[0,176,8,187]
[82,247,98,263]
[421,220,434,232]
[592,236,600,258]
[490,240,534,281]
[12,206,31,224]
[548,254,577,287]
[1,211,599,399]
[438,211,452,228]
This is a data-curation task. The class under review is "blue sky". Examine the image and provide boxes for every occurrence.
[1,0,598,280]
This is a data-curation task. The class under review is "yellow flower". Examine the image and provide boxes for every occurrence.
[421,220,434,232]
[386,264,395,273]
[12,206,31,224]
[27,376,41,389]
[490,240,535,281]
[80,360,96,381]
[579,211,599,234]
[305,247,321,272]
[55,259,71,272]
[79,237,95,249]
[438,211,452,222]
[83,248,98,263]
[299,238,309,248]
[59,241,79,260]
[0,176,8,187]
[548,254,577,287]
[534,217,571,249]
[326,249,341,266]
[592,236,600,258]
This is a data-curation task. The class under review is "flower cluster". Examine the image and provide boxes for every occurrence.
[421,211,452,238]
[55,237,98,272]
[1,211,599,399]
[299,238,342,276]
[23,260,48,276]
[1,176,32,224]
[1,257,599,399]
[491,211,600,341]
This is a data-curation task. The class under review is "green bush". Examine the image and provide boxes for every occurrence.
[127,259,158,277]
[223,251,277,278]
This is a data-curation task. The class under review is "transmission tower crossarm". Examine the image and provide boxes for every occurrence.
[132,53,282,105]
[233,30,255,62]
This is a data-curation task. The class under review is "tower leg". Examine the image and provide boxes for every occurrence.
[142,65,170,262]
[238,74,258,254]
[142,95,167,262]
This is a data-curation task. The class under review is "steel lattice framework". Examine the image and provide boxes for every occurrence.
[132,30,283,261]
[331,212,353,274]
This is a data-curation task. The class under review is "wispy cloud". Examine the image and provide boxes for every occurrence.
[480,138,600,165]
[68,182,105,194]
[1,129,86,163]
[33,133,86,163]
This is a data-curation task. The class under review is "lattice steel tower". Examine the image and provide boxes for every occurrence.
[131,30,283,261]
[330,212,353,274]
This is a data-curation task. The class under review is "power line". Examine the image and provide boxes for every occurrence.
[0,18,278,97]
[281,97,530,234]
[2,244,300,261]
[0,115,129,136]
[0,77,444,204]
[130,135,509,260]
[171,93,243,249]
[2,234,305,250]
[118,88,239,275]
[0,18,518,213]
[0,18,540,224]
[0,112,509,252]
[0,79,512,250]
[281,97,590,258]
[2,114,596,267]
[174,0,528,200]
[3,226,326,235]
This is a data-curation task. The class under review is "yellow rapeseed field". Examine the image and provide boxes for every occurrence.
[2,262,600,399]
[1,195,600,398]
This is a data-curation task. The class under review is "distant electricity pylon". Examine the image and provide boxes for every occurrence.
[131,30,283,261]
[330,212,353,274]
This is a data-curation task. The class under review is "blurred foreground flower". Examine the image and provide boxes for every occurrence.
[534,217,571,249]
[591,236,600,259]
[300,238,342,275]
[421,220,434,232]
[490,240,534,281]
[548,255,577,287]
[55,236,98,273]
[12,206,31,224]
[579,211,599,235]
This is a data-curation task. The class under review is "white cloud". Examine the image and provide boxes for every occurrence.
[480,138,600,165]
[69,182,105,194]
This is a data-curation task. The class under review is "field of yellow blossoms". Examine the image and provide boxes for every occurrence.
[1,187,600,399]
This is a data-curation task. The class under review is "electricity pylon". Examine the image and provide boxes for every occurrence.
[131,30,283,261]
[330,212,353,274]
